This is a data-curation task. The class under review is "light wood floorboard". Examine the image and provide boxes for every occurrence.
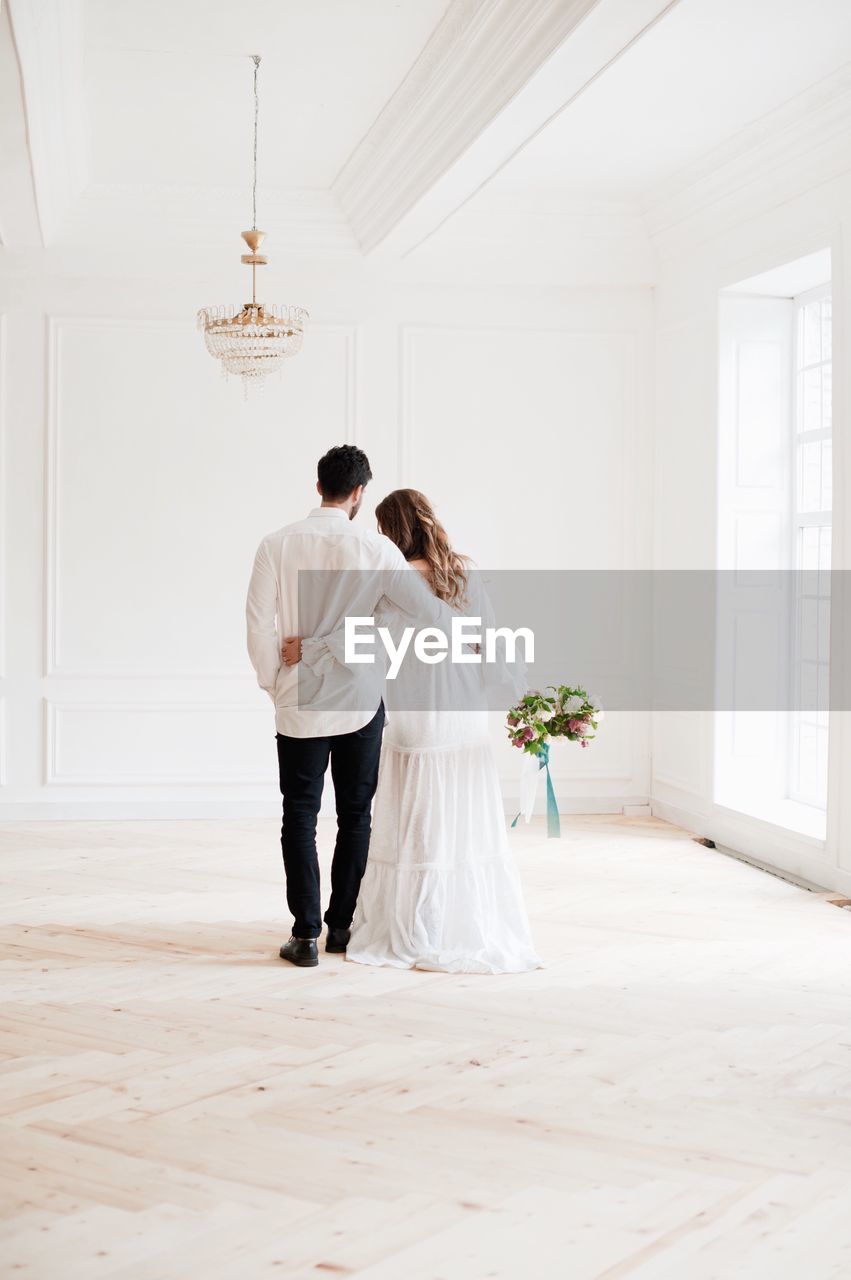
[1,815,851,1278]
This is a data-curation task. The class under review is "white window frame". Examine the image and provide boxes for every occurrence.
[788,282,832,811]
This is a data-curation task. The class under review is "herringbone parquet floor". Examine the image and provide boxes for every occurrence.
[2,815,851,1279]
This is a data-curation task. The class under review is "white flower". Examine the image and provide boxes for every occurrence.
[538,706,555,722]
[562,694,584,715]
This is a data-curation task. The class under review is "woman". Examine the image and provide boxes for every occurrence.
[344,489,540,974]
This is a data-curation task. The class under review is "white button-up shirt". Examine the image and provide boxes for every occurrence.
[246,506,449,737]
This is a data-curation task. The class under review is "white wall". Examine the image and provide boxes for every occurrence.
[651,167,851,892]
[0,253,653,817]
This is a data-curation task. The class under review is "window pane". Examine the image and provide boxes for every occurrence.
[800,367,822,431]
[818,597,831,664]
[798,439,831,511]
[818,665,830,727]
[822,363,833,430]
[818,525,832,597]
[795,721,818,796]
[799,660,819,707]
[802,300,822,365]
[790,287,831,813]
[799,525,820,570]
[816,724,829,801]
[821,437,833,509]
[800,598,819,661]
[821,298,832,357]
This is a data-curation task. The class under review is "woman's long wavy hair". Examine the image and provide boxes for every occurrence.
[376,489,469,605]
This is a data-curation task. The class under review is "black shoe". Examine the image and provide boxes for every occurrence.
[325,926,351,954]
[279,937,319,967]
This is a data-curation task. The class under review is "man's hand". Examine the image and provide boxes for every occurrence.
[281,636,303,667]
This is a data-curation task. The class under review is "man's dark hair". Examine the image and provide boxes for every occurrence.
[317,445,372,500]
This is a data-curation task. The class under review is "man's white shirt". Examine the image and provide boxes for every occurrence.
[246,507,449,737]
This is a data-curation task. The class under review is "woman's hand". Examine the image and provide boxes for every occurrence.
[281,636,303,667]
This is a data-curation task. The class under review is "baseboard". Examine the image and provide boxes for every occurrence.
[649,796,705,836]
[651,793,849,895]
[1,794,651,823]
[502,794,650,816]
[0,800,283,821]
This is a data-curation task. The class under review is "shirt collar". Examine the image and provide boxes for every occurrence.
[308,506,350,521]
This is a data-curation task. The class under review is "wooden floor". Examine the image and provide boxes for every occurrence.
[2,816,851,1279]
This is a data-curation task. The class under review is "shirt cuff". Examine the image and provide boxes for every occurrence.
[300,636,338,675]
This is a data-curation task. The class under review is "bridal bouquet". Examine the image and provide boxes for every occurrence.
[507,687,603,838]
[507,686,602,754]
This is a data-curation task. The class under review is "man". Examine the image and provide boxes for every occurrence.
[246,445,449,968]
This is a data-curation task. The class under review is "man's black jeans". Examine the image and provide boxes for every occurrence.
[276,703,385,939]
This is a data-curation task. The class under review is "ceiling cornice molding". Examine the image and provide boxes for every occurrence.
[7,0,88,245]
[333,0,601,253]
[58,184,358,254]
[0,2,42,247]
[643,63,851,253]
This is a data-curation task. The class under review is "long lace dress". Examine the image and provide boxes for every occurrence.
[346,571,541,974]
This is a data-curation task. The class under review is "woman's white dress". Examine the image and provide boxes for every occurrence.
[346,573,541,974]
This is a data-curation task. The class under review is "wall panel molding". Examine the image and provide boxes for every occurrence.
[399,320,647,800]
[335,322,360,447]
[44,699,271,787]
[534,744,636,786]
[45,316,199,679]
[45,315,359,679]
[399,321,638,566]
[652,710,706,796]
[3,299,651,810]
[653,767,698,794]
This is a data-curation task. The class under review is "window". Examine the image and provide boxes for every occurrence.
[716,251,832,841]
[789,287,832,809]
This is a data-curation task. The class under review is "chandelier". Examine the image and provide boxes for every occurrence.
[198,56,308,384]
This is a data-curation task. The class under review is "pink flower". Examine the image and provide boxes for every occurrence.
[581,739,589,748]
[568,717,593,737]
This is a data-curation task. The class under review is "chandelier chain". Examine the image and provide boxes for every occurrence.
[251,54,261,230]
[198,51,308,385]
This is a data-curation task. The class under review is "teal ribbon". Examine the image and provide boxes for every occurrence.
[511,741,561,839]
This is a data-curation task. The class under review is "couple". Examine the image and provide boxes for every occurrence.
[246,444,540,974]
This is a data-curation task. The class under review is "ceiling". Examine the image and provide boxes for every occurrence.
[4,0,851,274]
[724,249,832,298]
[485,0,851,203]
[82,0,451,191]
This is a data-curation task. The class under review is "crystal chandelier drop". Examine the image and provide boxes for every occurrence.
[198,56,308,384]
